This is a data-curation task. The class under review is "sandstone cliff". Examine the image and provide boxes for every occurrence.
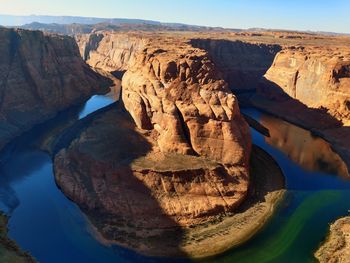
[122,39,251,165]
[260,47,350,124]
[76,32,148,71]
[0,28,110,150]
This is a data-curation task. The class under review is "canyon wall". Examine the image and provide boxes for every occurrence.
[260,47,350,124]
[76,32,148,72]
[190,39,281,92]
[0,28,110,150]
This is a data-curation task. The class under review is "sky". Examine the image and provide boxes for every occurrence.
[1,0,350,33]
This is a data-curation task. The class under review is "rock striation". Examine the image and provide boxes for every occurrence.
[121,39,251,165]
[76,32,148,71]
[0,28,110,151]
[260,47,350,124]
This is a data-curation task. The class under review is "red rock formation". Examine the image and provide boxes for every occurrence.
[54,33,261,257]
[261,47,350,124]
[122,42,251,165]
[0,28,110,150]
[75,32,147,71]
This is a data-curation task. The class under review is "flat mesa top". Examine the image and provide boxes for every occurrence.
[87,30,350,51]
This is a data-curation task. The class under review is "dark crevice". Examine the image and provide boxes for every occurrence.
[175,104,199,156]
[293,70,299,98]
[83,33,104,60]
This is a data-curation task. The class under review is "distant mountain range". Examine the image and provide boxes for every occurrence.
[16,21,231,35]
[0,14,235,35]
[1,14,348,36]
[0,14,163,26]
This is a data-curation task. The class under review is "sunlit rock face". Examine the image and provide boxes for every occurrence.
[75,32,148,71]
[260,114,349,177]
[0,28,110,150]
[122,40,251,165]
[260,47,350,124]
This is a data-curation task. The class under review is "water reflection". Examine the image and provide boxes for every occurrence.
[260,114,349,178]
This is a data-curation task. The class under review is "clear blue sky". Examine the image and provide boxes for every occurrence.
[1,0,350,33]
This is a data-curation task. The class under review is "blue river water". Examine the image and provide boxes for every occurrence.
[0,95,349,263]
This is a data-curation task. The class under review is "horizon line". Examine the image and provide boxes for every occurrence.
[1,13,349,35]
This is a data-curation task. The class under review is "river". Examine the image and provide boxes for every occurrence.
[0,94,349,263]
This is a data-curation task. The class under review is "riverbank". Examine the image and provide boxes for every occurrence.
[315,215,350,263]
[0,213,36,263]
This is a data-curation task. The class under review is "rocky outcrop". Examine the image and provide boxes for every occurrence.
[190,39,281,92]
[0,28,110,151]
[122,40,251,165]
[51,33,288,258]
[260,47,350,124]
[315,216,350,263]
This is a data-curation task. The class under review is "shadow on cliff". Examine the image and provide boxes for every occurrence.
[251,77,350,170]
[53,102,193,261]
[190,39,281,93]
[110,70,126,79]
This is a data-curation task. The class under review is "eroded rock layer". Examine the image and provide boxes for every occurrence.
[76,32,148,71]
[121,39,251,165]
[260,47,350,124]
[0,28,110,150]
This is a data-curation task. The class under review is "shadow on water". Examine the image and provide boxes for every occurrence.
[0,103,84,214]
